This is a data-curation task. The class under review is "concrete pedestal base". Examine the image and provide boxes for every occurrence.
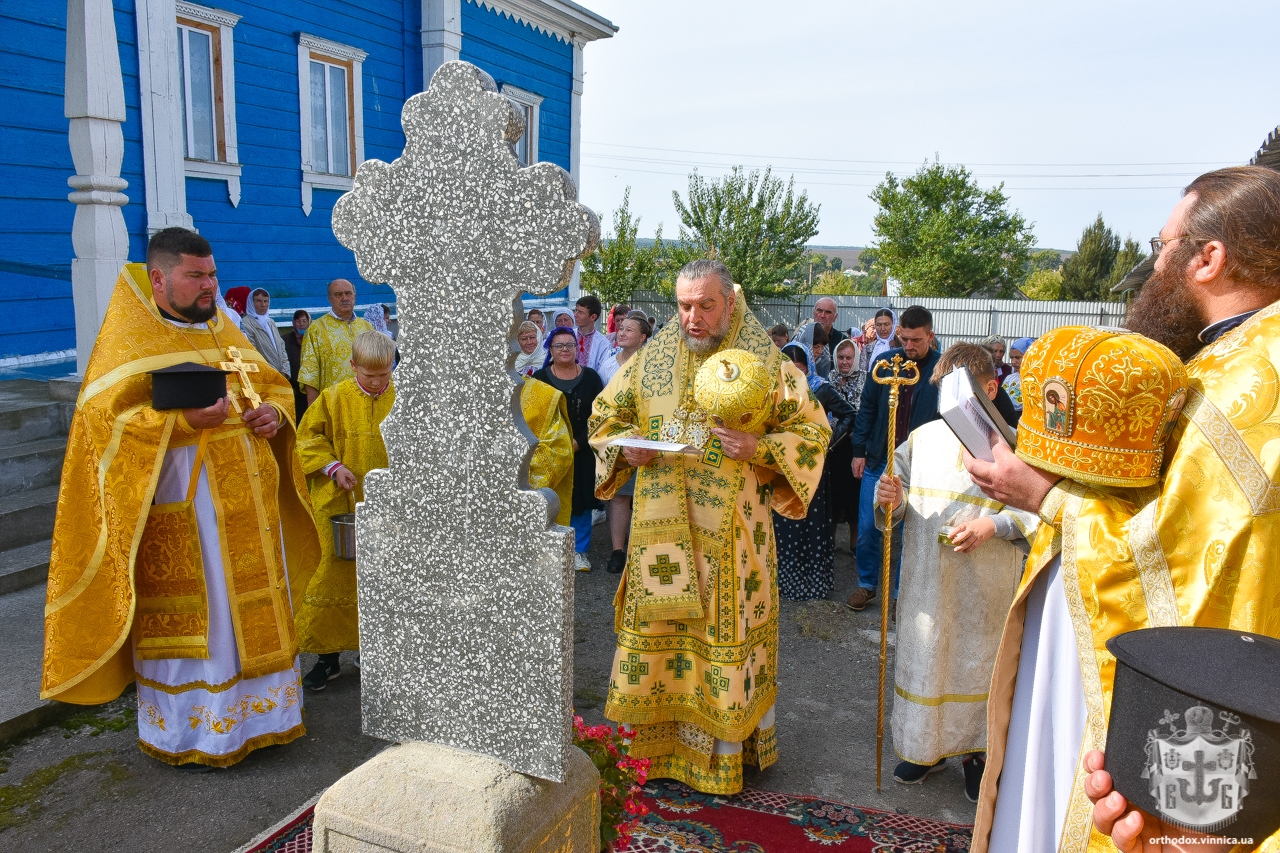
[312,742,601,853]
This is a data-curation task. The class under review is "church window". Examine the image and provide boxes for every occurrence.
[500,85,543,167]
[174,2,243,204]
[297,34,367,215]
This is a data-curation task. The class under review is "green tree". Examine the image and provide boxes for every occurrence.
[1028,248,1065,272]
[669,167,821,305]
[811,269,883,296]
[580,188,665,305]
[1060,214,1119,301]
[869,159,1034,298]
[1105,237,1146,294]
[1022,268,1063,300]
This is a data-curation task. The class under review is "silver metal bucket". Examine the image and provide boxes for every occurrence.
[331,513,356,560]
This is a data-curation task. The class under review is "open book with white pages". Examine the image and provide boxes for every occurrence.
[938,365,1017,463]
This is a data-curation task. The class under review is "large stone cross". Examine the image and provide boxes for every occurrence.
[330,61,599,782]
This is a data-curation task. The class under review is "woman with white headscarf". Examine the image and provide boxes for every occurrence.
[240,287,289,374]
[861,308,900,372]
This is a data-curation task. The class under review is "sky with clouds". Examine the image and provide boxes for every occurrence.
[576,0,1276,251]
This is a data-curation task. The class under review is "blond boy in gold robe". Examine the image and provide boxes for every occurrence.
[295,331,395,689]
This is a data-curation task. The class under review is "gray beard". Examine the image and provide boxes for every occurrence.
[682,328,727,355]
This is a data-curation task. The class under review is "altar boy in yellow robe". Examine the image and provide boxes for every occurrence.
[41,228,320,768]
[295,331,396,690]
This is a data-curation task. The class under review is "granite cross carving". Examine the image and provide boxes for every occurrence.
[329,60,599,782]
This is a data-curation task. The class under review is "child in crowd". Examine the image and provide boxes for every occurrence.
[875,342,1039,802]
[295,331,397,690]
[1001,336,1033,419]
[768,323,790,349]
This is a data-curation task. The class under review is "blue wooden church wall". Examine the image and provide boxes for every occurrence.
[0,0,584,360]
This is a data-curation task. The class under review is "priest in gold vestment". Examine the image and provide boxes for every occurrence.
[965,168,1280,853]
[588,260,830,795]
[42,228,320,767]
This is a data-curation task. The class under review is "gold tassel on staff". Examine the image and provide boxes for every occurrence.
[870,353,919,789]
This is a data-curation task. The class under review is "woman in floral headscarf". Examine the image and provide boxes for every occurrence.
[827,337,865,554]
[771,340,855,601]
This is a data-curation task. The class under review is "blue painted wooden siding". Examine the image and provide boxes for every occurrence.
[0,6,77,358]
[2,0,579,359]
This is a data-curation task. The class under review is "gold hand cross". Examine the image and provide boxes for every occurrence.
[219,346,262,410]
[870,353,920,790]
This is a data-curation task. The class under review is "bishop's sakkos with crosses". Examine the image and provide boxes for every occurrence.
[588,259,830,796]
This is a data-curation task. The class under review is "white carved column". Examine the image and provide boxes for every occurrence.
[570,39,583,189]
[420,0,461,88]
[66,0,130,375]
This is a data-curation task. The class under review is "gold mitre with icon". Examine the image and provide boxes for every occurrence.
[693,349,772,434]
[1016,325,1189,488]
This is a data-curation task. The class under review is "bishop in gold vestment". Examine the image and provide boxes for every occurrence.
[975,312,1280,853]
[588,284,830,795]
[42,263,320,767]
[295,375,396,654]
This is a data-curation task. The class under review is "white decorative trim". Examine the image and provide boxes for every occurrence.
[421,0,462,87]
[175,0,240,27]
[0,349,79,369]
[297,34,367,215]
[299,33,369,63]
[301,173,355,217]
[136,0,192,233]
[501,84,542,166]
[468,0,616,44]
[185,159,243,206]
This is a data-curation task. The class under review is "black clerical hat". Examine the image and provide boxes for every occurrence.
[148,362,229,410]
[1104,627,1280,841]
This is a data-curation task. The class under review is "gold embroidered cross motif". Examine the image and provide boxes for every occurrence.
[752,522,766,554]
[666,652,693,680]
[648,554,681,585]
[220,346,262,410]
[703,665,729,698]
[620,653,649,685]
[795,442,820,470]
[744,569,762,601]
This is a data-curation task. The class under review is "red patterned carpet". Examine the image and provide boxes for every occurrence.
[241,782,972,852]
[624,780,972,852]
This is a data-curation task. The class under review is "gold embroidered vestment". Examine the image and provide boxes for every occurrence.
[41,263,320,705]
[588,286,830,794]
[294,376,396,654]
[974,302,1280,853]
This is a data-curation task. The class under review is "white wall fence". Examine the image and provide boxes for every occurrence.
[625,291,1128,351]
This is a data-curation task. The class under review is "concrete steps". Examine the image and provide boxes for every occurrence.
[0,377,77,745]
[0,539,51,596]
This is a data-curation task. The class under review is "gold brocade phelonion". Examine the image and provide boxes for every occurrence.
[692,348,772,433]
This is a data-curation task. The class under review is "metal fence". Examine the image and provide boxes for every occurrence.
[624,291,1128,351]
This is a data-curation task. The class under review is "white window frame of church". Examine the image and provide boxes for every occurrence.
[175,2,242,204]
[500,84,542,167]
[297,33,367,216]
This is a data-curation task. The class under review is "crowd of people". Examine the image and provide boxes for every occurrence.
[38,164,1280,853]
